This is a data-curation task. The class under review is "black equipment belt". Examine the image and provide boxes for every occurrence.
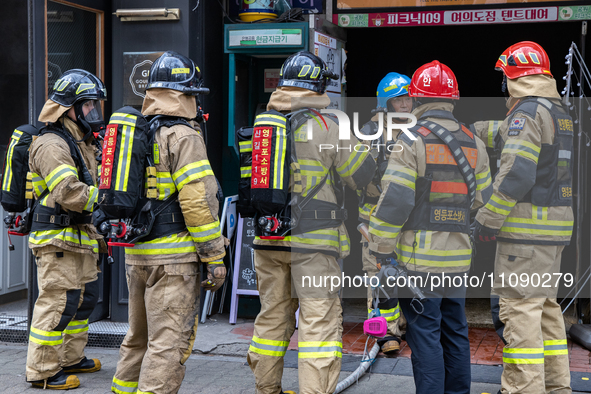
[300,209,348,221]
[139,194,187,242]
[33,213,92,226]
[31,203,93,232]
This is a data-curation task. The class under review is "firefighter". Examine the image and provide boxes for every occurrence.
[474,41,573,394]
[358,72,412,355]
[26,69,106,389]
[110,51,226,394]
[368,60,492,394]
[246,51,376,394]
[471,120,502,171]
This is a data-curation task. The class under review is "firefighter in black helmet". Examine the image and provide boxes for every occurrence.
[246,51,376,394]
[26,69,106,389]
[111,51,226,394]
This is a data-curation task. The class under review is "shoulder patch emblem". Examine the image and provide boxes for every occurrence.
[509,117,525,130]
[508,117,525,136]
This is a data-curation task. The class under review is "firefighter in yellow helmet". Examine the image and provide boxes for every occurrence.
[245,51,376,394]
[110,51,226,394]
[357,72,413,355]
[474,41,573,394]
[368,60,492,393]
[26,69,106,389]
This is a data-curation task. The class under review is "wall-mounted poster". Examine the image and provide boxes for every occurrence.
[314,32,342,94]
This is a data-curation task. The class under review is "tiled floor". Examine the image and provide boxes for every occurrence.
[232,323,591,371]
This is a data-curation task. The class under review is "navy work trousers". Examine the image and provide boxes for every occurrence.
[399,274,471,394]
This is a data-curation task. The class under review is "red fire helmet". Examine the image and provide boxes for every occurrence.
[495,41,552,79]
[409,60,459,100]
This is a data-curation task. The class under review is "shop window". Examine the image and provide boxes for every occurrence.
[46,0,103,96]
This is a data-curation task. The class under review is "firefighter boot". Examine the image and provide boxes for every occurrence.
[379,337,401,355]
[63,357,102,373]
[30,371,80,390]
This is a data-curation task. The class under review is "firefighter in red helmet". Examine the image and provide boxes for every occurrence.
[369,60,492,394]
[474,41,573,394]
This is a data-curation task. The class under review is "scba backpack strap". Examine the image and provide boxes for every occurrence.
[135,115,194,243]
[289,110,346,235]
[29,123,96,233]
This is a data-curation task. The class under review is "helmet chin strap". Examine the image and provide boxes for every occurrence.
[501,74,510,99]
[75,115,95,142]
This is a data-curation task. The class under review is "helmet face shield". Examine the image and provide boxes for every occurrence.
[75,99,104,132]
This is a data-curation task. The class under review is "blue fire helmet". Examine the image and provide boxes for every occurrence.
[376,72,412,109]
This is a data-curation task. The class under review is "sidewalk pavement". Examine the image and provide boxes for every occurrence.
[0,343,549,394]
[2,301,590,392]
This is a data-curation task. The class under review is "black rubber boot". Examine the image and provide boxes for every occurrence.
[30,370,80,390]
[63,357,101,373]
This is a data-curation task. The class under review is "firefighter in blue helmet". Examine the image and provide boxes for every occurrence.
[357,72,412,355]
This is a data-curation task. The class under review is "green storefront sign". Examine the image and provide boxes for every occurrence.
[228,29,302,47]
[559,6,591,21]
[338,14,369,27]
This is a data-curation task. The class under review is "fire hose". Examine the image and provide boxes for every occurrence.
[334,342,380,394]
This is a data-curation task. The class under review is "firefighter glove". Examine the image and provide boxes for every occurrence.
[201,261,226,292]
[472,220,498,243]
[370,250,398,266]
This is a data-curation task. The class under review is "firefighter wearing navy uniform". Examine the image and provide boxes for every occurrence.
[26,69,106,389]
[368,61,492,394]
[474,41,573,394]
[246,51,376,394]
[111,51,226,394]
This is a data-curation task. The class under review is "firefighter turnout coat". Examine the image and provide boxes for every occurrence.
[369,102,492,273]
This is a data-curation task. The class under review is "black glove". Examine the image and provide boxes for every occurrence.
[472,220,498,243]
[92,208,108,235]
[370,249,397,262]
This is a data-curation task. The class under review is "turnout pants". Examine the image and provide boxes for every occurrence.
[26,246,99,381]
[363,242,405,341]
[494,242,571,394]
[247,250,343,394]
[112,263,200,394]
[399,274,470,394]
